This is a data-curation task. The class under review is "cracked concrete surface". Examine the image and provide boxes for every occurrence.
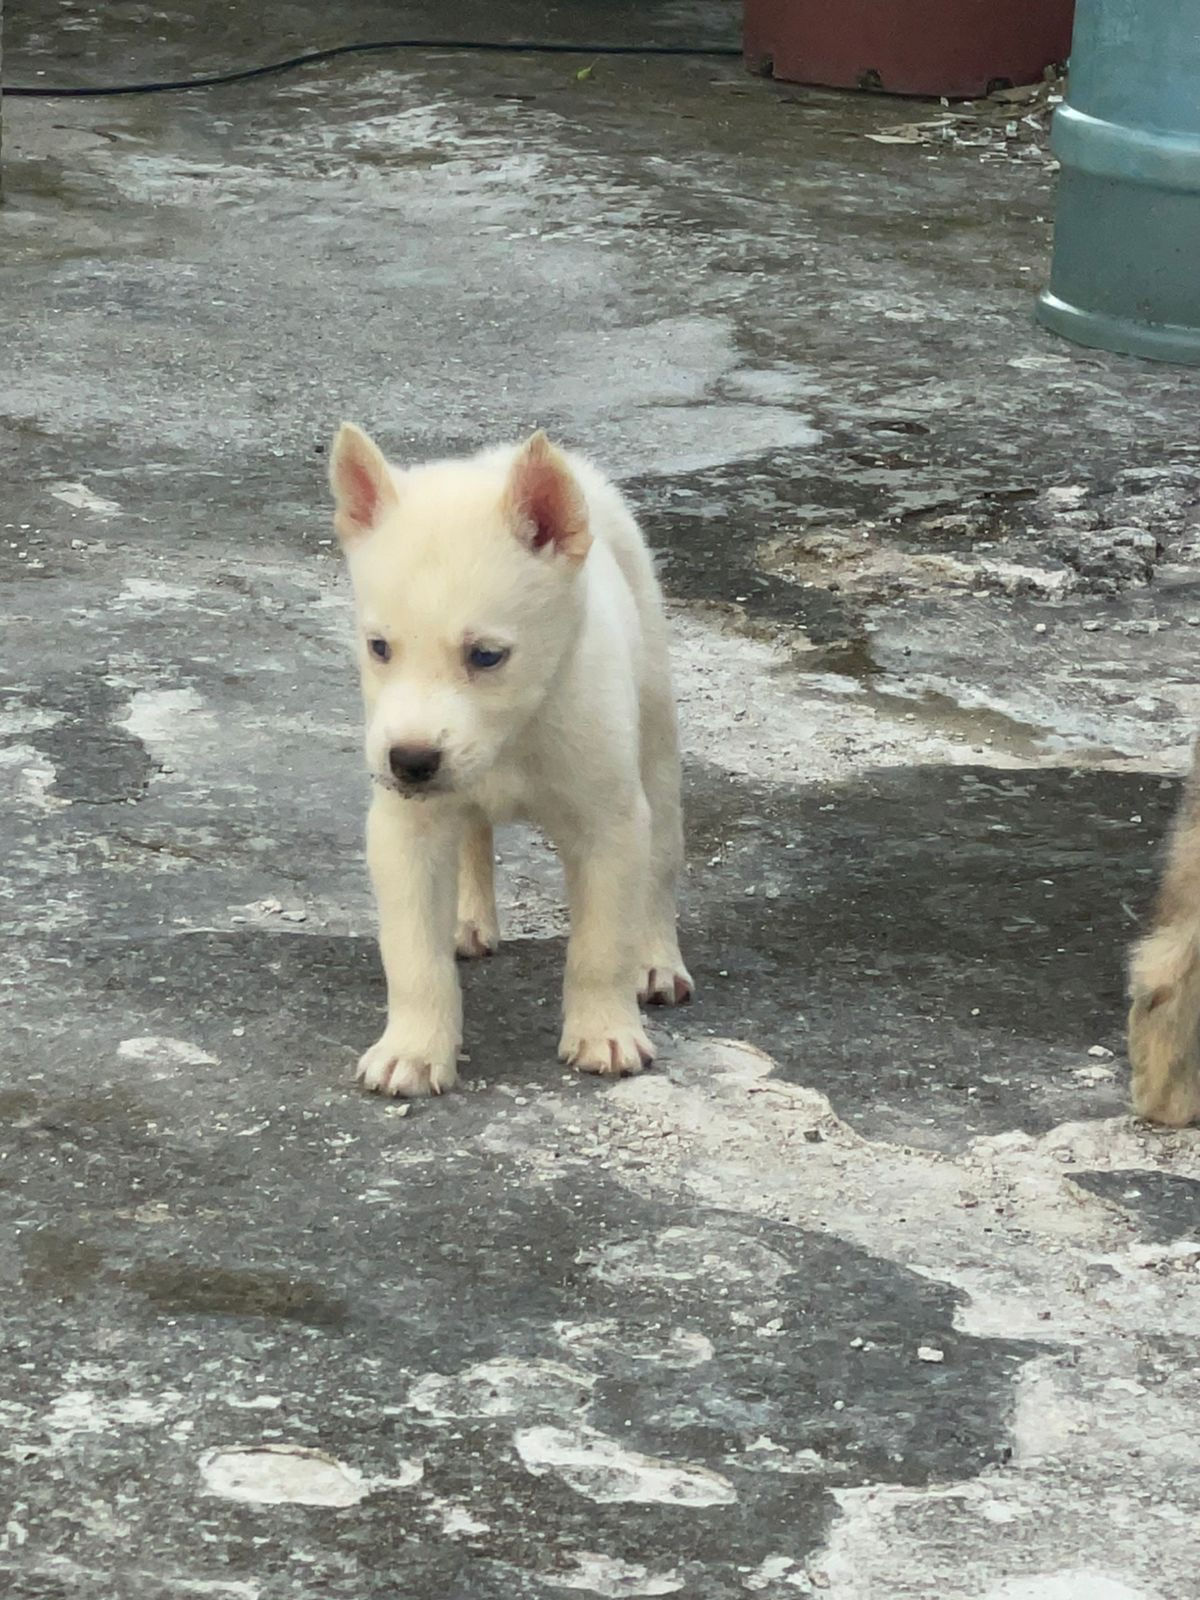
[3,2,1200,1597]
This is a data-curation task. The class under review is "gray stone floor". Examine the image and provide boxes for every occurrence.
[2,4,1200,1597]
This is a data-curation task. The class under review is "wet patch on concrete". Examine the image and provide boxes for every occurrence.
[123,1260,348,1327]
[13,675,157,805]
[677,762,1174,1145]
[1067,1171,1200,1244]
[632,453,850,638]
[20,1229,106,1300]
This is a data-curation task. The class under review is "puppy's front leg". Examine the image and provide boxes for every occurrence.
[358,794,463,1097]
[558,796,654,1076]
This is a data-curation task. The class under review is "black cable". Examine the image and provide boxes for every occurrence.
[3,36,743,98]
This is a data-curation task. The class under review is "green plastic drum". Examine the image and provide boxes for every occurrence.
[1038,1,1200,363]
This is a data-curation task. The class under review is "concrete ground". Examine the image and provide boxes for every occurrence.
[3,3,1200,1596]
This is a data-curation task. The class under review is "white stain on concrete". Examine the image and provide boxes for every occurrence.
[45,1387,177,1440]
[199,1444,419,1507]
[117,1036,219,1069]
[554,1320,714,1371]
[0,708,62,737]
[50,481,122,517]
[984,1579,1163,1600]
[409,1357,594,1420]
[154,1581,262,1600]
[118,686,209,750]
[434,1501,491,1537]
[588,1226,790,1296]
[514,1425,736,1507]
[0,743,62,812]
[200,1445,365,1507]
[0,1518,27,1554]
[549,1551,684,1595]
[743,1555,809,1592]
[722,365,823,405]
[18,1566,260,1600]
[116,577,205,607]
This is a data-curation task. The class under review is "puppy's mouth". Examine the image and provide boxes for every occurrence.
[370,772,452,799]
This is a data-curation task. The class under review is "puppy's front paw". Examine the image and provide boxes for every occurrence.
[356,1031,459,1098]
[559,1007,654,1078]
[455,918,499,960]
[638,953,695,1007]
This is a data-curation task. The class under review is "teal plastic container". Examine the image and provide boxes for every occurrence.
[1037,1,1200,363]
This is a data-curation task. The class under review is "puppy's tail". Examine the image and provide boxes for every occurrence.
[1128,748,1200,1125]
[1128,920,1200,1125]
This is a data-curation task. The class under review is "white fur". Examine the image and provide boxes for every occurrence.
[330,425,692,1097]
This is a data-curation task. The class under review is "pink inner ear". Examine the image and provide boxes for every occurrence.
[515,458,579,552]
[342,456,381,530]
[526,471,566,550]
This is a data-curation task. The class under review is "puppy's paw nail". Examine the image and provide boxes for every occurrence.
[560,1023,655,1078]
[356,1036,459,1098]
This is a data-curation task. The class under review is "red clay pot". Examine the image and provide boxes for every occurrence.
[743,0,1076,98]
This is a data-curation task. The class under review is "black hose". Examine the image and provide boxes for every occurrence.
[3,36,743,98]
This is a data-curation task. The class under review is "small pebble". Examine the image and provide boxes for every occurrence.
[917,1346,945,1363]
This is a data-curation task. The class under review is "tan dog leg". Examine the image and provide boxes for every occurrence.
[1128,751,1200,1125]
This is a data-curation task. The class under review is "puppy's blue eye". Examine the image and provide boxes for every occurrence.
[368,637,391,662]
[467,644,509,671]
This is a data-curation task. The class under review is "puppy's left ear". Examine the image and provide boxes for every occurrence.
[329,422,400,543]
[504,432,591,564]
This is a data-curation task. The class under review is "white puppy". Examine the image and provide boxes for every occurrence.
[328,424,693,1097]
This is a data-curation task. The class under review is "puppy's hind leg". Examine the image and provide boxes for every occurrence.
[1128,754,1200,1125]
[1129,927,1200,1125]
[636,682,693,1008]
[456,808,500,959]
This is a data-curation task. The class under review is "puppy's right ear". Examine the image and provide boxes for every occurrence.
[329,423,400,543]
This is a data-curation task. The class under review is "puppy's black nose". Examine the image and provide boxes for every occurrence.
[389,744,442,786]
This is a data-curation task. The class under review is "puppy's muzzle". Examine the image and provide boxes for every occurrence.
[389,744,443,788]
